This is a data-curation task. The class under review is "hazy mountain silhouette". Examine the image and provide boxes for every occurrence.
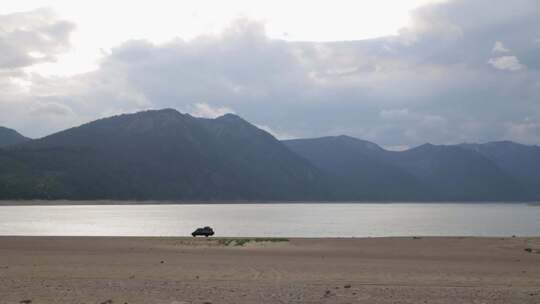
[384,143,525,201]
[460,141,540,198]
[285,138,535,201]
[1,110,539,201]
[0,126,29,147]
[283,136,430,200]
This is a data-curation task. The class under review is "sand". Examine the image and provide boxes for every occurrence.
[0,236,539,303]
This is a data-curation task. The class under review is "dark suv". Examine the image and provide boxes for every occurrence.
[191,226,215,237]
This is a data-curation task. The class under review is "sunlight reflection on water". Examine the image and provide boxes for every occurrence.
[0,203,539,237]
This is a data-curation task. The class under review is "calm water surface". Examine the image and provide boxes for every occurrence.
[0,203,539,237]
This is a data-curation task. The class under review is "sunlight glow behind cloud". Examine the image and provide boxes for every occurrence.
[4,0,437,76]
[1,0,539,148]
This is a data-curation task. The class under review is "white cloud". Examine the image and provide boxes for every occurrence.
[384,144,411,151]
[0,9,77,137]
[0,8,74,70]
[488,56,525,71]
[505,118,540,144]
[190,103,235,119]
[420,114,447,128]
[255,124,297,140]
[492,41,510,53]
[380,108,410,120]
[30,102,74,116]
[2,1,540,147]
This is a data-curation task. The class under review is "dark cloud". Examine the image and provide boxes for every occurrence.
[1,1,540,147]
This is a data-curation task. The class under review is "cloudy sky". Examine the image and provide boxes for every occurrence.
[1,0,539,149]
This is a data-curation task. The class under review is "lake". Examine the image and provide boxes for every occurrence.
[0,203,539,237]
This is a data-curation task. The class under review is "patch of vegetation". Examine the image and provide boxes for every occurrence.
[216,238,289,247]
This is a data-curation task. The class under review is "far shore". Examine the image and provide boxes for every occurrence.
[1,199,538,206]
[1,236,539,303]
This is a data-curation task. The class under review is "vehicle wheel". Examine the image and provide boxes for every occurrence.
[205,235,209,237]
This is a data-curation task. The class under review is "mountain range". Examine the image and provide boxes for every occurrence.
[1,109,539,201]
[0,126,29,147]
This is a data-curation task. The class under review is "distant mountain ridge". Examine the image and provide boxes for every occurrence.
[459,141,540,198]
[0,109,330,200]
[0,126,29,147]
[1,110,540,201]
[282,136,430,200]
[284,137,539,201]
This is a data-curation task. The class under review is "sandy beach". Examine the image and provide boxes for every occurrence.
[0,236,539,303]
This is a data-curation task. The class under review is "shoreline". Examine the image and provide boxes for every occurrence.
[1,236,539,303]
[1,235,540,239]
[1,200,538,206]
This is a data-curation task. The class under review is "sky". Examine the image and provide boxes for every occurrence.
[1,0,539,149]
